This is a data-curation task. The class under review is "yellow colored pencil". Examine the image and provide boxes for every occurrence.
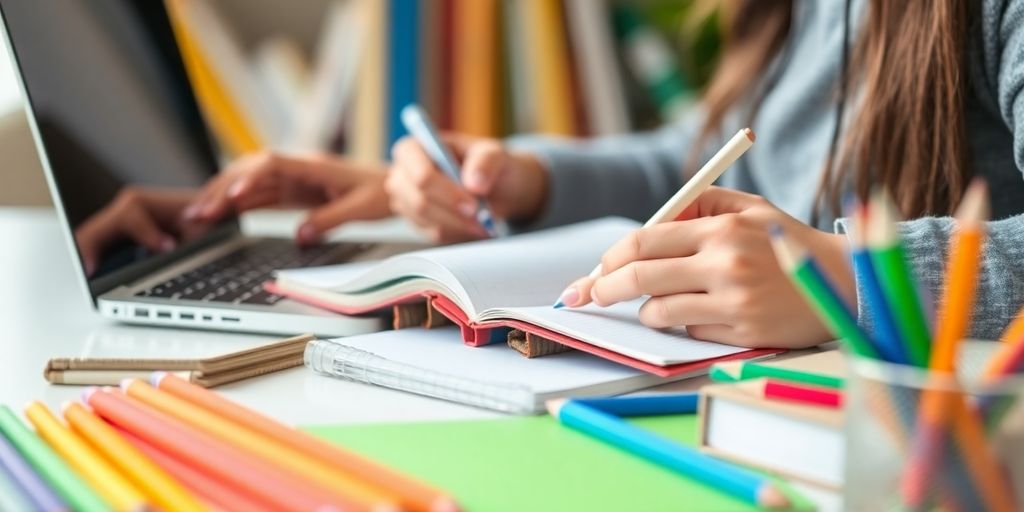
[62,402,208,512]
[24,401,148,512]
[119,380,399,511]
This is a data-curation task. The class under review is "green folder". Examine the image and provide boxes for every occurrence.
[306,415,814,512]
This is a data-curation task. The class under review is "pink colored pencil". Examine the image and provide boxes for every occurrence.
[763,380,843,409]
[84,388,346,512]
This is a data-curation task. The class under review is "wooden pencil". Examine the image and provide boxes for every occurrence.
[152,372,459,512]
[84,388,351,512]
[555,127,755,307]
[548,399,792,509]
[0,405,107,512]
[62,402,207,512]
[769,226,878,359]
[866,189,932,367]
[24,402,148,512]
[120,379,398,511]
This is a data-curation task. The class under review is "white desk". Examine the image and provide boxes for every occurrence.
[0,208,706,427]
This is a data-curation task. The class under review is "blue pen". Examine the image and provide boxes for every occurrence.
[548,399,792,509]
[573,393,699,417]
[400,104,501,237]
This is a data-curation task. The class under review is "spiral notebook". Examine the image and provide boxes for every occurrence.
[303,327,722,414]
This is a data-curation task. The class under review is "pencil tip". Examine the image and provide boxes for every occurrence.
[956,178,989,223]
[81,387,98,403]
[552,300,565,309]
[150,371,167,388]
[758,484,793,510]
[545,399,567,417]
[744,127,756,142]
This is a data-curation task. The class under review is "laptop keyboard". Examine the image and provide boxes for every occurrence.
[135,240,371,305]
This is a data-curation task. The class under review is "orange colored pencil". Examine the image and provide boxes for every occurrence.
[903,181,1016,510]
[62,402,207,512]
[152,372,459,512]
[120,379,397,510]
[84,388,348,512]
[930,180,988,372]
[116,427,275,512]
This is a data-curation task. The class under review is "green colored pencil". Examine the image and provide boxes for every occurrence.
[709,361,845,389]
[0,405,107,512]
[770,227,879,359]
[866,190,931,367]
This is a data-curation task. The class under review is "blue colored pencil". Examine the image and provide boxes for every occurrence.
[573,393,699,417]
[400,104,499,236]
[850,219,910,364]
[547,399,791,509]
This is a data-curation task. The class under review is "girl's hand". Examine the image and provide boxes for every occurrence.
[183,151,391,245]
[558,187,855,348]
[387,134,548,244]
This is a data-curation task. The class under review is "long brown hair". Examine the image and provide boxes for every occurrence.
[695,0,972,219]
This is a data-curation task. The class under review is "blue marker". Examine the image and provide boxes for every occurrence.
[400,104,500,237]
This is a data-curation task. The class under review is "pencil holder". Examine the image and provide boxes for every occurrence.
[843,341,1024,511]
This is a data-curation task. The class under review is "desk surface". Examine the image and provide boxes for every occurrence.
[0,208,706,427]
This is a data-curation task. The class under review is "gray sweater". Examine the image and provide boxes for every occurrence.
[509,0,1024,340]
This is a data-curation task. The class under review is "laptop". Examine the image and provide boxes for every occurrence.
[0,1,390,336]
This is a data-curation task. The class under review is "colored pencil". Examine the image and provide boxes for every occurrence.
[0,461,36,512]
[903,182,1017,510]
[985,312,1024,378]
[929,180,988,372]
[152,372,458,512]
[62,402,207,512]
[120,378,398,510]
[24,401,148,511]
[849,205,910,364]
[762,380,843,409]
[769,226,878,359]
[117,427,276,512]
[0,428,67,512]
[573,393,699,417]
[84,388,350,512]
[554,127,755,308]
[401,103,499,237]
[709,360,844,389]
[866,189,932,366]
[547,399,791,509]
[0,405,107,512]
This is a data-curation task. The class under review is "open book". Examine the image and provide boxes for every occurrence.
[271,218,781,375]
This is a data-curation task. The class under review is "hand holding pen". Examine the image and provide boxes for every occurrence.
[389,105,548,244]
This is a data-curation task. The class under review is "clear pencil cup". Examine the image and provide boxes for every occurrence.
[843,341,1024,511]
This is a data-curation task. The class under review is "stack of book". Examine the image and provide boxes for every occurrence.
[166,0,720,160]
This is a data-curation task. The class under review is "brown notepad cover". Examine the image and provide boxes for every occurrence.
[44,333,314,388]
[507,329,574,358]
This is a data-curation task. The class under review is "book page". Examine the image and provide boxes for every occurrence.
[280,217,639,316]
[490,300,751,366]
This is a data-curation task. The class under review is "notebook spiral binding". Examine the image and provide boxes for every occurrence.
[304,339,537,414]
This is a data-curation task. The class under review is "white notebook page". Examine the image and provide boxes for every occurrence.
[488,300,750,366]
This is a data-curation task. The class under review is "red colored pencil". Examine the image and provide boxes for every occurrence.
[116,427,274,512]
[762,380,843,409]
[84,388,349,512]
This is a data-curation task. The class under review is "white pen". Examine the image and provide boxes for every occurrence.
[400,104,500,237]
[553,127,756,308]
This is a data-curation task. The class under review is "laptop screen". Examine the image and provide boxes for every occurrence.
[0,1,232,299]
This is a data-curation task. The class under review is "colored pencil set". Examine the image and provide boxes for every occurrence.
[0,372,458,512]
[772,180,1024,510]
